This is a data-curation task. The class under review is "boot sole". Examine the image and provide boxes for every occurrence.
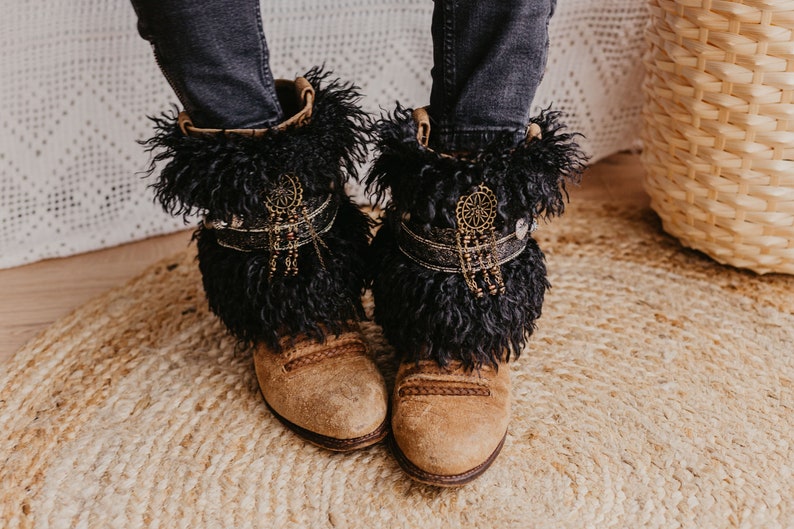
[265,400,389,452]
[389,431,507,487]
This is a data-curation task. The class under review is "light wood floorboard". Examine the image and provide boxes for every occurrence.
[0,152,646,365]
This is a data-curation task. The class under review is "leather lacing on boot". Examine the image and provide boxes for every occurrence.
[281,331,368,373]
[396,361,494,397]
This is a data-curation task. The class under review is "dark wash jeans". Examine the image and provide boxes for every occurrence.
[131,0,556,151]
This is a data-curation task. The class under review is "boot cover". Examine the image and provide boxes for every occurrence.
[368,106,586,483]
[367,106,586,370]
[143,67,372,350]
[143,69,387,450]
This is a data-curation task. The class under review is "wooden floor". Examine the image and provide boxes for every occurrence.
[0,152,647,365]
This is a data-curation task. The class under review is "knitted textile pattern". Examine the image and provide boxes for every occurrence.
[1,0,649,267]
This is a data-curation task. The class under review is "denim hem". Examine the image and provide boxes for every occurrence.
[431,127,526,152]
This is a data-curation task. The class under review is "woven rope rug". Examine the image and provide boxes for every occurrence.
[2,200,792,529]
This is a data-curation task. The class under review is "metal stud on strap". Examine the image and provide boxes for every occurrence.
[204,175,336,277]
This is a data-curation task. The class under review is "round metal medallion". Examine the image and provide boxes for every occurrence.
[515,218,529,240]
[456,184,497,232]
[265,173,304,214]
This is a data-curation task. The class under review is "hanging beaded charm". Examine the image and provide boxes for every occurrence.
[264,173,329,278]
[265,173,304,278]
[455,184,506,298]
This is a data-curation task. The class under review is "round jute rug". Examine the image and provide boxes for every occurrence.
[1,202,793,529]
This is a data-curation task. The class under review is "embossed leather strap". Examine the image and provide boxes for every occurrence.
[397,219,536,274]
[204,194,338,252]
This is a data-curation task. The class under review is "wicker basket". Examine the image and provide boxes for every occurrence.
[642,0,794,274]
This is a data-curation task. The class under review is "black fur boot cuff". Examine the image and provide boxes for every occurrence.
[367,106,587,369]
[142,68,372,350]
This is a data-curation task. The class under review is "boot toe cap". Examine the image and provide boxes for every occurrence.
[391,395,508,479]
[259,351,389,443]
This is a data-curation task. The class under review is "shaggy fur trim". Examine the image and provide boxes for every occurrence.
[141,68,372,349]
[197,199,371,350]
[371,224,547,369]
[367,106,587,231]
[142,67,369,220]
[367,106,586,369]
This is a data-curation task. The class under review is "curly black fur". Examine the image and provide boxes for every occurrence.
[367,106,587,232]
[142,67,370,221]
[368,106,587,369]
[197,198,371,350]
[141,68,372,349]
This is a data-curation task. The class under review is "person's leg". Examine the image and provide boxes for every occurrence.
[370,0,584,485]
[132,2,388,450]
[131,0,283,128]
[429,0,556,151]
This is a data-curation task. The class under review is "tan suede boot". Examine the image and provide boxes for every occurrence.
[367,106,585,483]
[254,327,388,451]
[144,69,388,451]
[390,361,510,485]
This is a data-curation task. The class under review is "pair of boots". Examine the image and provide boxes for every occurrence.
[145,70,584,486]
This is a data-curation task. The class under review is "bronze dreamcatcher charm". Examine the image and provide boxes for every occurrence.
[265,173,304,278]
[455,184,505,297]
[264,173,328,278]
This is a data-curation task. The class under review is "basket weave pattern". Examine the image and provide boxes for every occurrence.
[642,0,794,274]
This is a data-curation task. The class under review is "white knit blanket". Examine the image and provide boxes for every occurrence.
[0,0,649,268]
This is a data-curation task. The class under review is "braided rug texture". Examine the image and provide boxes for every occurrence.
[1,202,792,528]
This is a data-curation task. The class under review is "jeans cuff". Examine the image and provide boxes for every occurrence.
[431,128,527,152]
